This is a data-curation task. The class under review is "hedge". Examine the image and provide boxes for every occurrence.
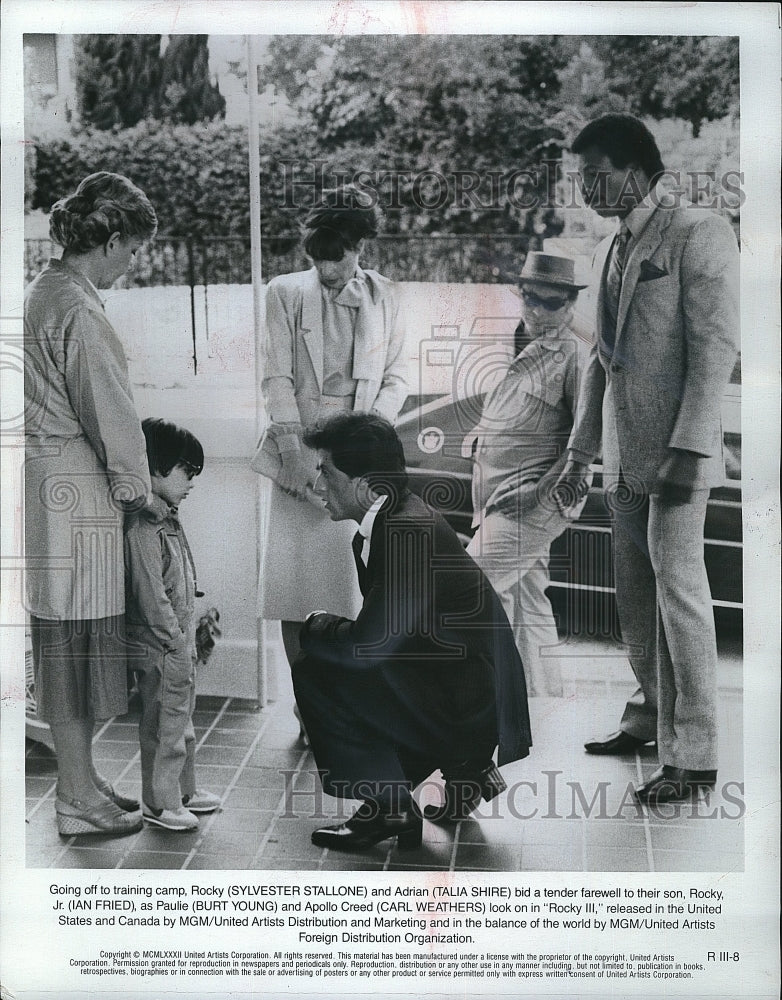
[31,118,313,241]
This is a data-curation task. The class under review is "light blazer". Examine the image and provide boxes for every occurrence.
[569,203,739,491]
[262,266,408,427]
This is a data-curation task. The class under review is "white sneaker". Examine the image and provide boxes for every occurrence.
[143,805,199,831]
[182,789,221,814]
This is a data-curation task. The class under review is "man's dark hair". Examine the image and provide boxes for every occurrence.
[572,114,665,186]
[303,411,408,494]
[142,418,204,478]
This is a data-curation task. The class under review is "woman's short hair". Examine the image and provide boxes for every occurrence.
[49,172,158,253]
[142,418,204,478]
[303,184,381,261]
[572,114,666,186]
[303,411,408,494]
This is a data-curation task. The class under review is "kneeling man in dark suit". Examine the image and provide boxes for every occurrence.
[293,411,531,852]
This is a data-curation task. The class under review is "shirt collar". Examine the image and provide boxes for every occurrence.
[621,178,667,241]
[358,494,388,541]
[140,493,173,524]
[49,256,104,305]
[532,325,580,352]
[81,271,102,300]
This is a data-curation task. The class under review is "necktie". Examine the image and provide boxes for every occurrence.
[352,531,368,591]
[603,223,631,356]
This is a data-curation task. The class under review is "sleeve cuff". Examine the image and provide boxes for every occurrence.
[275,434,301,453]
[269,423,303,453]
[568,449,593,465]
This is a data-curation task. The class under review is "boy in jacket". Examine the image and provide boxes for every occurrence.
[125,419,220,830]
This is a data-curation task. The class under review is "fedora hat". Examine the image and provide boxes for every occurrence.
[519,251,587,289]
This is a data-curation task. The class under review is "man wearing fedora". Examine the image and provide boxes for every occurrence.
[555,114,739,803]
[465,251,589,697]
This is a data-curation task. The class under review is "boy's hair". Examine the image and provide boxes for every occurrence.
[572,113,666,186]
[303,411,408,494]
[142,418,204,478]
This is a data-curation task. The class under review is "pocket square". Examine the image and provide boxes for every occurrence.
[638,260,669,282]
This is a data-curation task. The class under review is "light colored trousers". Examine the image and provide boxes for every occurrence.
[611,488,718,771]
[468,506,571,697]
[135,644,197,811]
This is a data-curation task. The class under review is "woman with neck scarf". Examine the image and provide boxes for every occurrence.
[257,185,408,729]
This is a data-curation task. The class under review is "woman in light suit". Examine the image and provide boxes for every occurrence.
[259,186,408,714]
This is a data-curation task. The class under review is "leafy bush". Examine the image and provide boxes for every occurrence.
[32,119,250,237]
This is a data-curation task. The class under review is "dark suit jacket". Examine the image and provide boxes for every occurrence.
[300,491,531,767]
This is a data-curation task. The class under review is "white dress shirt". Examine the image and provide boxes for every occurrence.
[356,495,388,565]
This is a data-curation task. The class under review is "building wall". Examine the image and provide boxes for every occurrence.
[24,34,77,135]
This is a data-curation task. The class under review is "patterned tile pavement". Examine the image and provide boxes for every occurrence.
[25,637,744,872]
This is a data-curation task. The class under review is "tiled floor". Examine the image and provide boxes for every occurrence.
[25,636,744,872]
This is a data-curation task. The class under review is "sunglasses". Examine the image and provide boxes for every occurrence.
[520,288,571,312]
[178,459,202,480]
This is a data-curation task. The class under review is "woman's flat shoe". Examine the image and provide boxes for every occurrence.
[424,762,507,824]
[93,776,140,813]
[55,795,143,837]
[311,802,422,852]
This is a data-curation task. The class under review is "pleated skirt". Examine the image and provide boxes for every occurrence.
[30,614,129,722]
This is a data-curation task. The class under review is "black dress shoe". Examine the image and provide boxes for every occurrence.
[311,802,422,852]
[584,730,656,755]
[634,765,717,804]
[423,762,507,824]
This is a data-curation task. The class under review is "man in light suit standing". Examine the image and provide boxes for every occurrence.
[556,114,739,803]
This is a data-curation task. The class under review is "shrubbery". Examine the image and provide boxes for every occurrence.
[33,119,249,237]
[31,118,315,240]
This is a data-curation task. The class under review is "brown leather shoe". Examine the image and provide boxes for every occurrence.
[584,730,656,755]
[634,765,717,804]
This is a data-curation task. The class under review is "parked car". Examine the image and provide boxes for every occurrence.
[395,392,742,638]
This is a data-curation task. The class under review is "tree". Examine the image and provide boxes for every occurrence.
[158,36,225,124]
[586,37,739,137]
[263,33,573,261]
[74,35,163,129]
[74,34,224,129]
[46,34,739,280]
[261,35,334,107]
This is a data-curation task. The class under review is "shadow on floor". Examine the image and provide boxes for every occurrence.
[25,637,744,872]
